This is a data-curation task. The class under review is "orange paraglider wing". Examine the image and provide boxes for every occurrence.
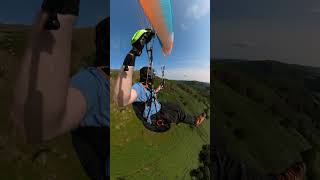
[139,0,174,56]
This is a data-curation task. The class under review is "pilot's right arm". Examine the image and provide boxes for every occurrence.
[113,29,154,107]
[10,0,86,143]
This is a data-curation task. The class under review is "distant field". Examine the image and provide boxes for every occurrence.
[110,71,210,179]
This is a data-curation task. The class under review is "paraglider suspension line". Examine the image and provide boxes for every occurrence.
[160,65,165,88]
[144,35,162,126]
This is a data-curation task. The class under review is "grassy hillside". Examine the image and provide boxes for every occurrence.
[110,70,210,180]
[0,24,96,179]
[213,59,320,178]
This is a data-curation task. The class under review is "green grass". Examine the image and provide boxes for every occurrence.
[215,80,309,173]
[213,59,320,177]
[110,71,210,179]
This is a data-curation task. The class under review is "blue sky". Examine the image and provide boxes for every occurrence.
[214,0,320,67]
[0,0,109,26]
[110,0,210,83]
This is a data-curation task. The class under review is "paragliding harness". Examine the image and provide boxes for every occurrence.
[132,33,170,132]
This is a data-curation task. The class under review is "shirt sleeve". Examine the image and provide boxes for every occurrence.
[132,83,144,102]
[70,69,99,112]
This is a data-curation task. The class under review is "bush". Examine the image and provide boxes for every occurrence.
[233,128,246,140]
[245,87,254,98]
[199,145,210,166]
[225,120,233,128]
[224,109,236,118]
[267,104,279,116]
[279,117,292,128]
[190,144,211,180]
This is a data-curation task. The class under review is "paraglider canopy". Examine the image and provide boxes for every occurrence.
[139,0,174,56]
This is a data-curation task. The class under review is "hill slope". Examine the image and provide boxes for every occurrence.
[110,70,210,180]
[213,59,320,178]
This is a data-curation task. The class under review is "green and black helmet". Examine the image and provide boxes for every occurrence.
[131,29,149,45]
[131,29,154,46]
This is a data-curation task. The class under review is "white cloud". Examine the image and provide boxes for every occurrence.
[186,0,210,19]
[310,8,320,14]
[180,0,210,30]
[165,66,210,83]
[180,23,188,30]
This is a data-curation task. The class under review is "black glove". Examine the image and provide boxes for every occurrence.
[131,29,155,56]
[122,29,155,71]
[42,0,80,30]
[123,51,136,71]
